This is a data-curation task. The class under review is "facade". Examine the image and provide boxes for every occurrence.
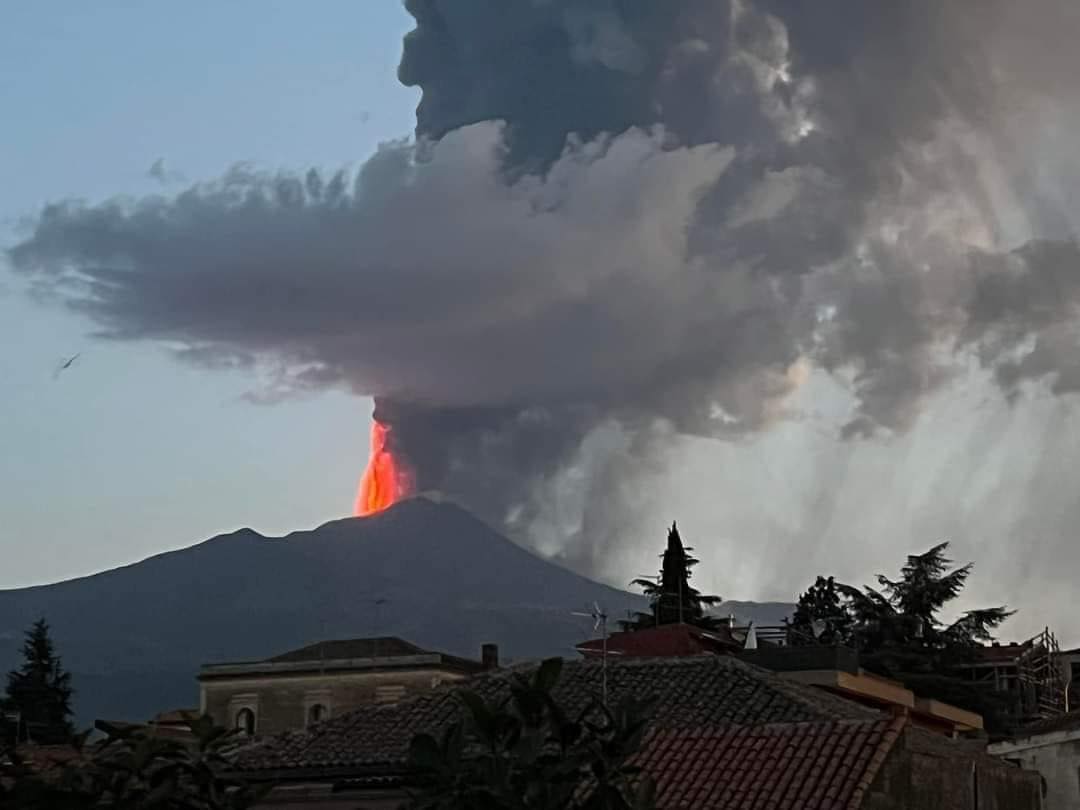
[1057,647,1080,711]
[232,655,1039,809]
[959,629,1068,732]
[198,637,493,738]
[583,624,985,737]
[989,710,1080,810]
[743,645,985,737]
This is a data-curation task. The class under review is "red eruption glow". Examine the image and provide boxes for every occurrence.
[355,420,413,516]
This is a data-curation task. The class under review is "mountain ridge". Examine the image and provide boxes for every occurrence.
[0,498,789,724]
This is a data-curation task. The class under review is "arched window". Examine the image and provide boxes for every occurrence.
[235,707,256,736]
[307,703,328,726]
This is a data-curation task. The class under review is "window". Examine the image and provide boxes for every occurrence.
[307,703,328,726]
[235,707,256,736]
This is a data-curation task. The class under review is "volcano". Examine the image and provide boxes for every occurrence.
[0,498,789,725]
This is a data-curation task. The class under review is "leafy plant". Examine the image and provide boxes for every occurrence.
[0,713,268,809]
[408,658,655,810]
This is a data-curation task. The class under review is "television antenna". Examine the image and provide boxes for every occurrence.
[573,601,609,706]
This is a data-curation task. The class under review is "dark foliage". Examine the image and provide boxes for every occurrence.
[0,713,268,809]
[407,658,655,810]
[622,523,721,631]
[3,619,74,745]
[837,543,1013,674]
[786,577,855,647]
[796,543,1014,729]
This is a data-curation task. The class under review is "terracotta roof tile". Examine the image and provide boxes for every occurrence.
[637,715,905,810]
[234,655,877,775]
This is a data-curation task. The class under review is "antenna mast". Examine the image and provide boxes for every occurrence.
[573,602,610,707]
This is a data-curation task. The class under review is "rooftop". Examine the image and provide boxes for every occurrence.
[1012,709,1080,739]
[233,655,877,775]
[637,716,905,810]
[199,637,485,681]
[576,623,741,658]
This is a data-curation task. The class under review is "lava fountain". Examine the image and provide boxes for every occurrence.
[354,419,413,516]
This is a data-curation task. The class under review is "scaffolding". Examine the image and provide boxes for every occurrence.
[1015,626,1067,723]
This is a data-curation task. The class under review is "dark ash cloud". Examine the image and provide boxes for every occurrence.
[8,0,1080,575]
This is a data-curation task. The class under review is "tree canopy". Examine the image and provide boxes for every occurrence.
[792,543,1015,730]
[786,576,855,647]
[0,714,267,809]
[839,543,1013,674]
[407,658,655,810]
[622,523,721,631]
[3,618,74,745]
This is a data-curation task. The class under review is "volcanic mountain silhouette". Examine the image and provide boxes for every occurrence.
[0,497,789,724]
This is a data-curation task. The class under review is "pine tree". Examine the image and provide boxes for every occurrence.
[810,543,1016,732]
[623,523,721,631]
[786,576,855,647]
[3,619,74,744]
[839,543,1013,673]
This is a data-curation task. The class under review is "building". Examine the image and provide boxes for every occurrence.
[743,644,985,737]
[576,622,742,658]
[198,637,494,737]
[989,710,1080,810]
[1056,646,1080,711]
[958,629,1068,732]
[580,623,984,737]
[231,655,1039,809]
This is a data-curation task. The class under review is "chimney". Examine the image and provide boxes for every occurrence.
[481,643,499,670]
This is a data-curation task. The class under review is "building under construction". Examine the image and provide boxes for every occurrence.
[950,627,1071,731]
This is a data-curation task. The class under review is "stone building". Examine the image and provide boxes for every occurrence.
[198,637,493,737]
[232,655,1040,809]
[990,710,1080,810]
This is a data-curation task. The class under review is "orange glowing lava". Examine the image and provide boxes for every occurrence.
[355,420,412,516]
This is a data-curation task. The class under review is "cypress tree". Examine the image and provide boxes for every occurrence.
[624,523,721,631]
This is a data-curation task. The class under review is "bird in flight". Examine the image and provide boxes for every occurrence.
[53,353,81,379]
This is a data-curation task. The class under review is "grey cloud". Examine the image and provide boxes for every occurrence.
[9,0,1080,583]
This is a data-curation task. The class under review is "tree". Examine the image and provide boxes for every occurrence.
[0,713,268,809]
[407,658,655,810]
[786,577,855,647]
[795,543,1015,730]
[838,543,1013,676]
[622,523,721,631]
[4,619,74,744]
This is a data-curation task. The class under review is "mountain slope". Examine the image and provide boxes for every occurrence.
[0,498,788,725]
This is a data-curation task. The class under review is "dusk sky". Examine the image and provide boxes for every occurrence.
[3,2,1080,647]
[0,2,414,586]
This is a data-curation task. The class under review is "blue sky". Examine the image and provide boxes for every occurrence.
[0,2,417,587]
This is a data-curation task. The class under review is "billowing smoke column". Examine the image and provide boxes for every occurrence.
[8,1,1080,586]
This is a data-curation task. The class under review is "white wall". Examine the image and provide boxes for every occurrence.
[991,729,1080,810]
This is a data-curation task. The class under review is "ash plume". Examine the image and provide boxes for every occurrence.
[8,0,1080,603]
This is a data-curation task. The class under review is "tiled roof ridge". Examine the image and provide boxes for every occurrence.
[845,712,907,810]
[268,636,428,662]
[647,715,893,738]
[1013,707,1080,739]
